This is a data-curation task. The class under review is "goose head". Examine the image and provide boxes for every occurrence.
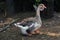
[33,4,46,11]
[38,4,46,11]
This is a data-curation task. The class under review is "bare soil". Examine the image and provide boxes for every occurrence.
[0,12,60,40]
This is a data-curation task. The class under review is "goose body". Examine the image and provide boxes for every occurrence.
[14,21,40,35]
[14,4,46,36]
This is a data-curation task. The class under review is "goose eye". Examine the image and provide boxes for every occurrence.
[40,6,43,9]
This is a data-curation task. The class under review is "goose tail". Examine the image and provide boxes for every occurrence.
[14,23,23,28]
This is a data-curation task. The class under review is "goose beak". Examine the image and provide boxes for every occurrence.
[43,4,46,8]
[41,4,46,8]
[44,6,46,8]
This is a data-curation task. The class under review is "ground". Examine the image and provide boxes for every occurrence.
[0,12,60,40]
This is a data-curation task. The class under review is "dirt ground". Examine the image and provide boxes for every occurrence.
[0,12,60,40]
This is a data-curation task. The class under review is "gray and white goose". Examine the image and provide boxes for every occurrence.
[14,4,46,36]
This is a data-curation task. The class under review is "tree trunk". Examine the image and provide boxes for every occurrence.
[6,0,15,17]
[54,0,60,12]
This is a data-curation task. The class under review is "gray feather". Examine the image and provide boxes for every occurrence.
[26,24,35,33]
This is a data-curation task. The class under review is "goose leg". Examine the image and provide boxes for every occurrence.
[27,31,36,36]
[35,29,40,34]
[30,29,40,35]
[27,33,32,36]
[31,31,36,35]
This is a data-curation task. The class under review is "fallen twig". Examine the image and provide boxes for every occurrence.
[0,18,20,32]
[40,31,60,37]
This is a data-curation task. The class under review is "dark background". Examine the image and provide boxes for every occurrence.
[0,0,60,18]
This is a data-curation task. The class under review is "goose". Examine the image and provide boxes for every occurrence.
[14,4,46,36]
